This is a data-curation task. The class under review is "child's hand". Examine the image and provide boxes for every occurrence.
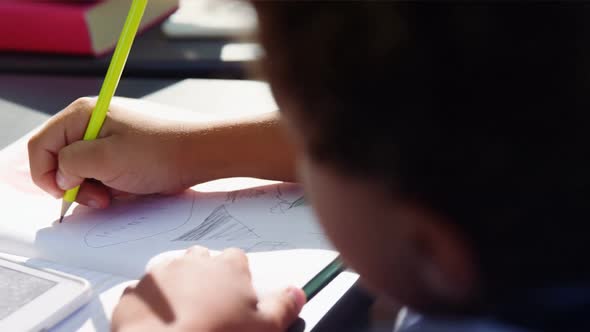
[28,97,297,209]
[111,247,306,332]
[28,98,207,208]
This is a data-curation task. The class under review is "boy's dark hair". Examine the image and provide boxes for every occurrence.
[254,2,590,306]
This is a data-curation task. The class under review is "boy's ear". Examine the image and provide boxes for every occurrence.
[410,212,479,304]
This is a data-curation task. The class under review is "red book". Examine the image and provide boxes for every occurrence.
[0,0,179,56]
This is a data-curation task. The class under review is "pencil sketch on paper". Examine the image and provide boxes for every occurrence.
[245,241,294,252]
[288,196,306,209]
[270,186,307,214]
[225,188,267,203]
[84,193,196,248]
[173,205,259,242]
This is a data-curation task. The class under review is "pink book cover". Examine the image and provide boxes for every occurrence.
[0,0,178,56]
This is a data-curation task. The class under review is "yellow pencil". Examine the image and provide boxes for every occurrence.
[60,0,148,222]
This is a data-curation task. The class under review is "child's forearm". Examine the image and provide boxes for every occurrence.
[179,111,297,185]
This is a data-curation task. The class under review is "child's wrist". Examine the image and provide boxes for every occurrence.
[175,113,297,187]
[176,121,247,186]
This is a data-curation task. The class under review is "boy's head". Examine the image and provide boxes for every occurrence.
[253,3,590,314]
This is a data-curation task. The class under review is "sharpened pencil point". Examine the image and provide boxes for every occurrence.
[60,200,73,224]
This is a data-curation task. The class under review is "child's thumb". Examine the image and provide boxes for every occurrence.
[56,137,116,191]
[257,287,306,331]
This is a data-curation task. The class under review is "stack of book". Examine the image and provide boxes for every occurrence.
[0,0,179,56]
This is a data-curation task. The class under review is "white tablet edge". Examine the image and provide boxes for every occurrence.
[0,258,92,332]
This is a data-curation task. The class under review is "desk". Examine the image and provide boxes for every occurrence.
[0,75,376,331]
[0,28,248,79]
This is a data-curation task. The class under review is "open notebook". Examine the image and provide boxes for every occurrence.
[0,98,354,331]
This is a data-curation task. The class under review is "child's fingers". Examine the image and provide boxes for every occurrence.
[257,287,306,331]
[75,181,111,209]
[28,98,96,196]
[56,136,120,190]
[28,134,63,198]
[185,245,210,257]
[29,167,62,199]
[219,248,251,277]
[109,188,132,198]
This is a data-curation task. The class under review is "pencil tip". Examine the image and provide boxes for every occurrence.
[60,200,73,223]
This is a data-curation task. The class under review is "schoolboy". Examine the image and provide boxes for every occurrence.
[28,3,590,331]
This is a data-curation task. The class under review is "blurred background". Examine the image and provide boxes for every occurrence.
[0,0,261,78]
[0,0,263,147]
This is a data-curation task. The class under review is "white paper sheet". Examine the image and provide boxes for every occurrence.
[0,179,332,279]
[0,98,333,280]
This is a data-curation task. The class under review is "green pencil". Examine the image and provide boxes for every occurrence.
[302,256,345,301]
[60,0,148,222]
